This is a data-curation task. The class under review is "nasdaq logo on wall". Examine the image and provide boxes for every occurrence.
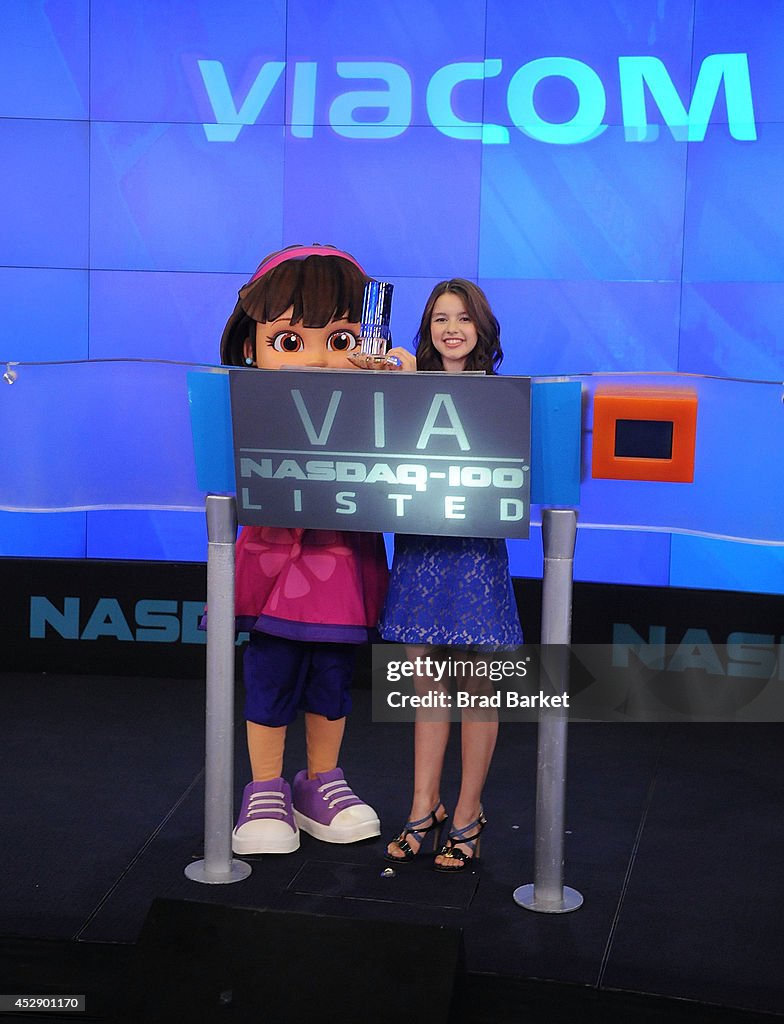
[29,597,207,645]
[1,560,217,678]
[613,623,784,680]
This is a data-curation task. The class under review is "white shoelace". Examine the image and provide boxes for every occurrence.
[246,792,287,818]
[318,779,360,809]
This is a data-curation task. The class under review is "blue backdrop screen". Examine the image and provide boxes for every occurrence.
[1,0,782,593]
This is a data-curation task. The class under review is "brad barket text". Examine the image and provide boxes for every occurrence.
[386,690,570,710]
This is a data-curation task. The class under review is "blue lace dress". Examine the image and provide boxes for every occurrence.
[379,533,523,649]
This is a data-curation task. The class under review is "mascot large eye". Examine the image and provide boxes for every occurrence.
[327,330,359,352]
[270,331,304,353]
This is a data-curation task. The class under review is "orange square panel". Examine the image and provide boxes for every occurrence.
[591,387,698,483]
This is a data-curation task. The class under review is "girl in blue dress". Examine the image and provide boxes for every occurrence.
[381,279,523,872]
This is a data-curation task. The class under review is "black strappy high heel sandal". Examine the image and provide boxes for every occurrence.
[384,804,448,863]
[434,810,487,872]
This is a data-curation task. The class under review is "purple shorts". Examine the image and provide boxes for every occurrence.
[243,632,357,727]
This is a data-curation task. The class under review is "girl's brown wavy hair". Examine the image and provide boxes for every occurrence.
[414,279,503,374]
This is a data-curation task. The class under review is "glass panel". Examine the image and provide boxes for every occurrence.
[0,359,205,512]
[534,372,784,546]
[2,362,782,550]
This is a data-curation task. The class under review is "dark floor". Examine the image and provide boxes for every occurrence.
[1,670,783,1023]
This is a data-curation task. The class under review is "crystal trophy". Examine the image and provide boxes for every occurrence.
[350,280,395,368]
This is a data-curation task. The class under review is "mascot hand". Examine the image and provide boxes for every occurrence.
[348,346,416,371]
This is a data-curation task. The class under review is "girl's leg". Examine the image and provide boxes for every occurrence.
[304,713,345,777]
[454,711,499,821]
[246,721,287,781]
[434,708,498,867]
[386,644,450,859]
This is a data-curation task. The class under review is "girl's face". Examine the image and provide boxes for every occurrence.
[244,307,362,369]
[429,292,478,372]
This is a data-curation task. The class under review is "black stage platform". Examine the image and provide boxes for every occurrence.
[1,670,783,1023]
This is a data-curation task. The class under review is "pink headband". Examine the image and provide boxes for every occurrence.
[249,244,365,282]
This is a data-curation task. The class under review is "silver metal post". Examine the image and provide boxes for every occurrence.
[514,508,582,913]
[185,494,251,884]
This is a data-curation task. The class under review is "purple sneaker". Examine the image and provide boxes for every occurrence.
[232,778,300,855]
[293,768,381,844]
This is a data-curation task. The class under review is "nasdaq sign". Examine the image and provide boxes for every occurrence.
[229,369,531,538]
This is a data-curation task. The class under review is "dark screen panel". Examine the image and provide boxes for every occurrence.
[614,419,674,459]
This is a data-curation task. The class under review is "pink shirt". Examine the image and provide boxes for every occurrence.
[235,526,389,643]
